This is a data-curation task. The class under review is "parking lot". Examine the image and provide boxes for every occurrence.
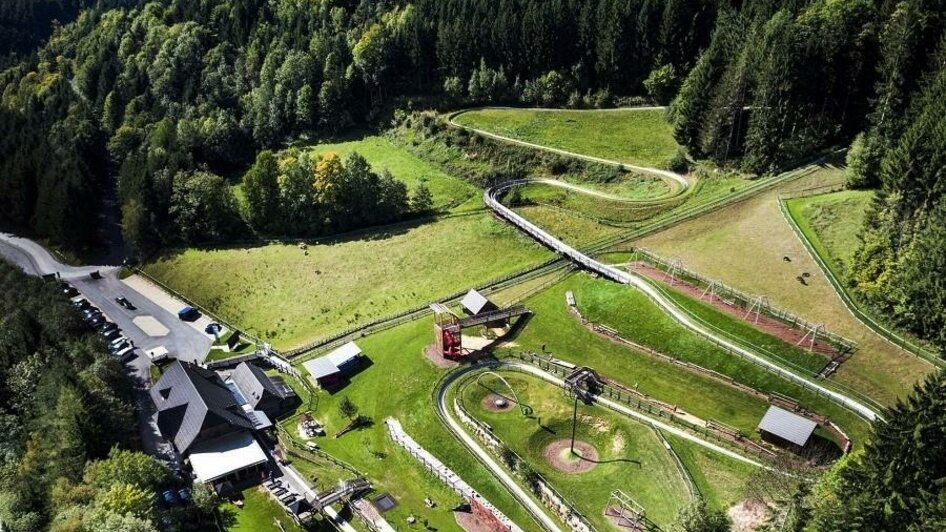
[0,232,220,463]
[70,271,215,460]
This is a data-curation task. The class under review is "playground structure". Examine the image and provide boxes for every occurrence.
[429,303,531,360]
[563,366,604,456]
[475,371,534,416]
[604,490,647,531]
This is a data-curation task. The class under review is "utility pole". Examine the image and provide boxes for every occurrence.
[570,393,580,456]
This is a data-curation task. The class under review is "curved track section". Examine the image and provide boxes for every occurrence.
[448,108,689,194]
[436,367,563,532]
[434,360,767,531]
[484,181,881,422]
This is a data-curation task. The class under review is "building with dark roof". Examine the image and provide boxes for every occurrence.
[229,362,298,418]
[151,361,257,455]
[151,361,271,491]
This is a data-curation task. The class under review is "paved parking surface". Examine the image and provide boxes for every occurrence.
[0,233,212,463]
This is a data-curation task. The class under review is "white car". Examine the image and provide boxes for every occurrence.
[108,336,130,348]
[114,345,136,361]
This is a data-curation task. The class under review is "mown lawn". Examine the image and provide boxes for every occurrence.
[784,190,873,282]
[144,214,551,350]
[510,273,870,446]
[458,370,691,529]
[282,315,553,531]
[221,487,306,532]
[507,273,772,436]
[453,108,680,168]
[306,136,478,211]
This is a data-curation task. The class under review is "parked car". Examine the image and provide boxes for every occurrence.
[204,322,222,335]
[86,316,106,328]
[109,341,130,354]
[177,306,199,321]
[60,283,79,297]
[115,296,136,310]
[101,329,122,341]
[100,322,119,334]
[177,488,191,504]
[114,345,136,361]
[73,299,91,310]
[161,489,179,506]
[108,336,130,348]
[80,307,100,318]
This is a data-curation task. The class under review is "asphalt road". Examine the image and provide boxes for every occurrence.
[0,232,211,462]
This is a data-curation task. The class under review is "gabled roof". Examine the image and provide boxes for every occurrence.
[758,405,818,447]
[230,362,294,408]
[303,341,362,380]
[327,341,361,366]
[461,289,494,315]
[151,361,255,455]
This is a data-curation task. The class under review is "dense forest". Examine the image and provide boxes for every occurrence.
[0,263,218,531]
[0,2,945,336]
[797,371,946,530]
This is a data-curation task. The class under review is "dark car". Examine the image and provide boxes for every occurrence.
[178,306,199,321]
[108,341,130,354]
[81,307,100,317]
[101,329,122,341]
[204,322,222,335]
[73,299,91,310]
[62,285,79,298]
[115,296,136,310]
[161,489,179,506]
[100,322,119,334]
[177,488,192,504]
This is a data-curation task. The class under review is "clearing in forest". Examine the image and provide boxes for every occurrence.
[452,107,680,168]
[306,136,479,211]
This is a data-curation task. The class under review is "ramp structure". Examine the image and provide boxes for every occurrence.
[430,303,531,360]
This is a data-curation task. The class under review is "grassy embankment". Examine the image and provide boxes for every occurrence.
[452,108,679,168]
[784,190,872,281]
[507,273,871,446]
[637,166,934,404]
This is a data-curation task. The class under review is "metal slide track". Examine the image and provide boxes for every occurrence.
[483,181,881,422]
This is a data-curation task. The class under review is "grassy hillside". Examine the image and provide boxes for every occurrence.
[510,273,870,446]
[145,214,551,350]
[636,166,934,404]
[453,108,680,168]
[785,190,873,280]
